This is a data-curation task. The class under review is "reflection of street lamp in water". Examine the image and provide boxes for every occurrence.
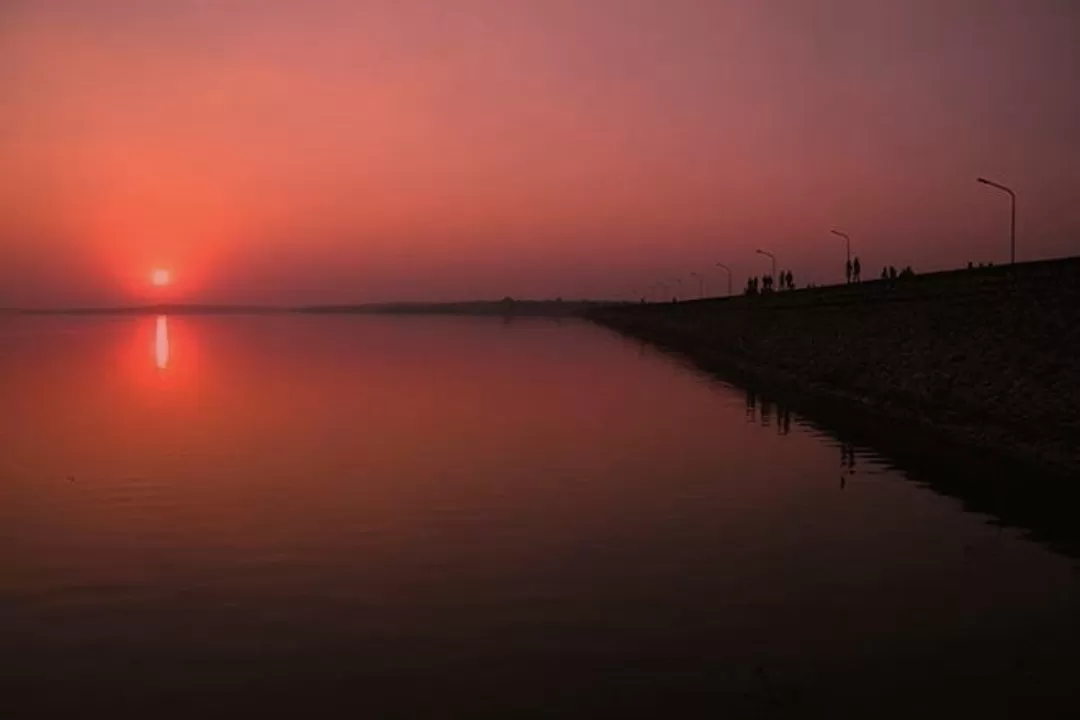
[155,316,170,370]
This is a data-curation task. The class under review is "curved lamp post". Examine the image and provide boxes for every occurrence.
[830,230,851,281]
[690,272,705,299]
[977,177,1016,264]
[755,249,776,283]
[715,263,732,297]
[669,277,683,301]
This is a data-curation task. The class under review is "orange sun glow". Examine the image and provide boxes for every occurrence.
[151,269,171,287]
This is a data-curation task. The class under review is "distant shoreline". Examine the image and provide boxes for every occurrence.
[2,299,618,318]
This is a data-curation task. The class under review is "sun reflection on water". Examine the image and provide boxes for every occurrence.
[155,315,170,370]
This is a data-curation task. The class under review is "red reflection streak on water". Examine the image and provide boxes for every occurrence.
[125,315,202,403]
[155,315,169,370]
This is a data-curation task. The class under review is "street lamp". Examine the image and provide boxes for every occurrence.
[977,177,1017,264]
[670,277,683,301]
[830,230,851,281]
[715,263,732,297]
[755,249,776,283]
[690,272,705,298]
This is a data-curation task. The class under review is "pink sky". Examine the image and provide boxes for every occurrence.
[1,0,1078,306]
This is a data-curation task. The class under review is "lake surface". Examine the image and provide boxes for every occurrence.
[1,315,1078,717]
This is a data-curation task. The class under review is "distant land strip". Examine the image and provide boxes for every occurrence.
[3,299,612,317]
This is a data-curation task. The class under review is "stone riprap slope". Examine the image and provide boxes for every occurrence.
[590,258,1080,476]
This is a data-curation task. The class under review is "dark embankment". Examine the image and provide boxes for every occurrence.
[588,257,1080,553]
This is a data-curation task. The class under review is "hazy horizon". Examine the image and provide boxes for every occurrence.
[3,0,1079,307]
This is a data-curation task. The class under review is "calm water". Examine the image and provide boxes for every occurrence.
[1,315,1078,717]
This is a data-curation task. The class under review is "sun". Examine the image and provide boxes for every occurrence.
[151,269,171,287]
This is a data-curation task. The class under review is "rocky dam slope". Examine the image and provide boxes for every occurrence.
[588,257,1080,480]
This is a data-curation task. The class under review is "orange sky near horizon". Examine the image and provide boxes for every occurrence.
[1,0,1079,306]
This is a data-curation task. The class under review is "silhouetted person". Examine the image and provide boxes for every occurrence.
[888,265,898,281]
[968,261,974,270]
[881,267,888,280]
[853,256,861,282]
[785,270,794,290]
[845,259,853,284]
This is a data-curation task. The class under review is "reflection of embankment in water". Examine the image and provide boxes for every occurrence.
[637,337,1080,560]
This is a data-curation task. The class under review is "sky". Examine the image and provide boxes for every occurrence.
[1,0,1079,306]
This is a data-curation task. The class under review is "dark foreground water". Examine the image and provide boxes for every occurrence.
[1,315,1078,718]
